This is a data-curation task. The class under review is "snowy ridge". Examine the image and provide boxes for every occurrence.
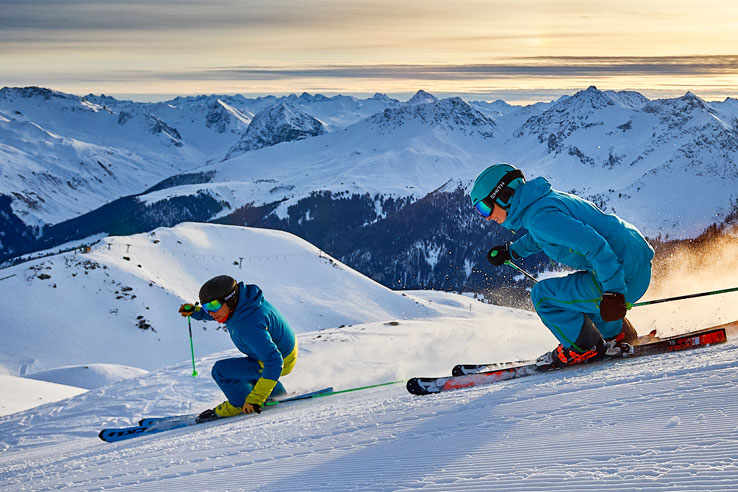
[0,222,441,375]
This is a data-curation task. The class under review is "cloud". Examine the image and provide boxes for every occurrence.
[153,56,738,81]
[0,0,304,32]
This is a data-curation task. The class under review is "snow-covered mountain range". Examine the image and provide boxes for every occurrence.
[2,86,738,292]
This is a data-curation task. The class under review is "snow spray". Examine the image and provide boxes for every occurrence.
[499,259,738,311]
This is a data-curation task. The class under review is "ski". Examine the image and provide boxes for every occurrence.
[99,387,333,443]
[136,386,333,427]
[407,326,727,396]
[452,330,662,376]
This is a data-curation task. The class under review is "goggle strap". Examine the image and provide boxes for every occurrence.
[482,169,524,208]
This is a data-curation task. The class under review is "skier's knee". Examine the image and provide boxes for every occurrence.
[211,360,225,380]
[530,282,543,306]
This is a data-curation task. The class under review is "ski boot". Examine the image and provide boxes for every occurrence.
[196,400,243,423]
[536,315,606,371]
[602,317,637,356]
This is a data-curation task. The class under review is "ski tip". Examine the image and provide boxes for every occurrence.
[451,365,465,377]
[98,429,109,442]
[406,378,430,396]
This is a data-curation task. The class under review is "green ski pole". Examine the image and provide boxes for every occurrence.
[626,286,738,309]
[489,249,539,283]
[263,380,404,408]
[184,304,198,377]
[492,250,738,310]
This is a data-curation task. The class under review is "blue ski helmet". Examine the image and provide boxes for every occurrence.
[470,164,525,212]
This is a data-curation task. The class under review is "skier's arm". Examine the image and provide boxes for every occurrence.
[178,303,213,321]
[190,306,213,321]
[529,211,626,293]
[243,324,284,407]
[509,233,542,258]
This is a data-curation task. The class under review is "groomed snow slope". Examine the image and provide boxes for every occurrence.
[1,307,737,491]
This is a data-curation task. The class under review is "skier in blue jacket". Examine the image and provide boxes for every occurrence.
[179,275,297,421]
[470,164,654,369]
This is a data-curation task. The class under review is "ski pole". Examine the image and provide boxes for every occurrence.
[490,249,539,283]
[496,252,738,310]
[184,304,198,377]
[626,286,738,309]
[264,380,404,407]
[504,260,538,283]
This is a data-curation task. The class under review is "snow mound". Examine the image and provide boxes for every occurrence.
[0,375,85,417]
[23,364,148,390]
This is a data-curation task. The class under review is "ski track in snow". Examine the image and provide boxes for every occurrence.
[2,339,738,491]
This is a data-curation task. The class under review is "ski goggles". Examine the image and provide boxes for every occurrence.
[202,299,224,313]
[202,289,237,313]
[474,199,494,219]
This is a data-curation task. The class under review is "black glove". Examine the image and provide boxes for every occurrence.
[600,292,627,321]
[487,244,512,267]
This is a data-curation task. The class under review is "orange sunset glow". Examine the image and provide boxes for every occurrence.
[1,0,737,102]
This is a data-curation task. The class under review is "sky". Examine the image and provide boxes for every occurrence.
[1,0,737,104]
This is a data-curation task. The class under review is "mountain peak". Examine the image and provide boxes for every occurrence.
[645,91,710,115]
[367,96,494,137]
[224,102,325,159]
[370,93,396,104]
[0,86,74,102]
[681,91,704,103]
[297,92,329,103]
[407,90,438,105]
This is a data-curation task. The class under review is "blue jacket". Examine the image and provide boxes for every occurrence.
[504,177,654,293]
[192,283,296,381]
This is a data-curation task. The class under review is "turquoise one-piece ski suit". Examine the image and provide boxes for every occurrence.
[502,177,654,347]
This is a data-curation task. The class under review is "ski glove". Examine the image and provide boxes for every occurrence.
[487,244,512,267]
[242,402,261,414]
[178,303,200,317]
[599,292,627,321]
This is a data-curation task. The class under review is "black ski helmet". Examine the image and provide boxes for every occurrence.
[199,275,239,309]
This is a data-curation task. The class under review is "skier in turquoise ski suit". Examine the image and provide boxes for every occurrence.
[180,276,297,419]
[471,164,654,367]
